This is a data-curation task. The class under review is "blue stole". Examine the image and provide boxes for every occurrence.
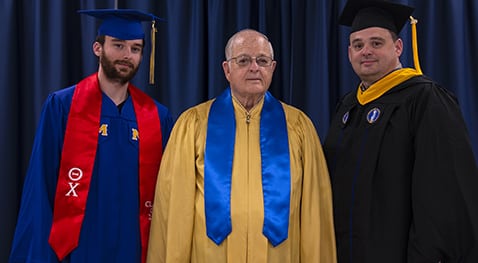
[204,88,291,246]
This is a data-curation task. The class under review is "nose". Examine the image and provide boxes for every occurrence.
[361,44,372,56]
[122,48,132,58]
[248,59,260,71]
[118,45,137,59]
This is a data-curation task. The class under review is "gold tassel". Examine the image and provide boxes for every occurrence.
[149,20,157,84]
[409,16,423,74]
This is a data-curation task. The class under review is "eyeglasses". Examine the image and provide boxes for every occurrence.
[227,55,274,67]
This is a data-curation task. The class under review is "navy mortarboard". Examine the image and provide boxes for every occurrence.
[338,0,414,34]
[78,9,166,84]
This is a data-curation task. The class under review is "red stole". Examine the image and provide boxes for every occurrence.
[48,74,162,263]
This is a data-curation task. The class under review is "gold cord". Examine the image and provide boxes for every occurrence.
[410,16,423,74]
[149,20,157,84]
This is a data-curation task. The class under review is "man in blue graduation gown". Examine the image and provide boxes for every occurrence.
[9,9,174,263]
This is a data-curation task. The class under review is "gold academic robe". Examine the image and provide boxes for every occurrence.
[147,96,336,263]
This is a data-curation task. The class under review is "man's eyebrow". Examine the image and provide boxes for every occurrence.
[351,36,385,43]
[369,36,385,41]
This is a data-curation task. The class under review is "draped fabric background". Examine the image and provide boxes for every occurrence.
[1,0,476,260]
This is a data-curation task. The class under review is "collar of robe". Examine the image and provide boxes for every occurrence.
[356,68,422,105]
[204,87,291,246]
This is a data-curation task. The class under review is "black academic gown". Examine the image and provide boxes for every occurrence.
[324,75,478,263]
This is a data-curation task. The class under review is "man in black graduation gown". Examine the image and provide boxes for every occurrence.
[323,0,478,262]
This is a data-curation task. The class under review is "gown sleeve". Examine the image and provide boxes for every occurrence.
[295,111,337,262]
[147,108,200,263]
[408,84,478,262]
[9,93,69,263]
[154,102,175,149]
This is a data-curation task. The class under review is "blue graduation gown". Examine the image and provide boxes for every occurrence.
[9,85,174,263]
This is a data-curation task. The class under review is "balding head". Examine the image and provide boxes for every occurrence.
[225,29,274,60]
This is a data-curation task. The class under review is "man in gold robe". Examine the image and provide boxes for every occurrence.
[147,29,336,263]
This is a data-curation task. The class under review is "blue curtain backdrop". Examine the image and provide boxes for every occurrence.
[1,0,477,261]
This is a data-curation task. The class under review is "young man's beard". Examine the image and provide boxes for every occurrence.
[100,51,139,85]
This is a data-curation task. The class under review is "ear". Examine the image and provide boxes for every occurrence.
[395,38,403,56]
[348,45,352,62]
[93,42,102,57]
[222,61,231,82]
[270,60,277,72]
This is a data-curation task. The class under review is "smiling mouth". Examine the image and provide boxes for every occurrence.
[361,60,376,65]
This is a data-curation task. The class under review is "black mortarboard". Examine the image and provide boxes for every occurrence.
[78,9,166,84]
[339,0,414,34]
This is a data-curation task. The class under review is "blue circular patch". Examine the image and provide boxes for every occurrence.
[342,111,349,125]
[366,108,381,124]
